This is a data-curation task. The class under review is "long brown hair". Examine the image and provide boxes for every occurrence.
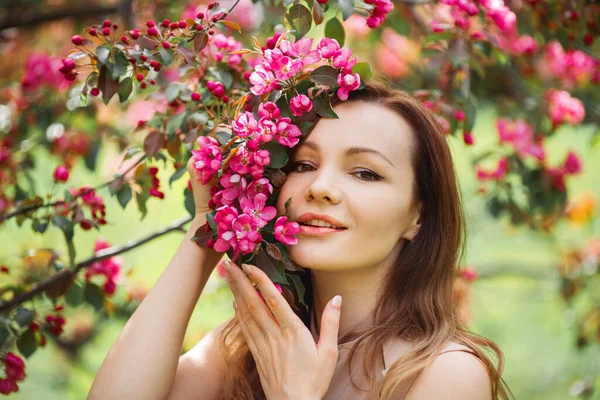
[218,80,514,399]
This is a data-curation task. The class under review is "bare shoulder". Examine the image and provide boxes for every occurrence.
[404,341,492,400]
[168,317,235,400]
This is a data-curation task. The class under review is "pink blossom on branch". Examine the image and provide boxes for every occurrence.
[546,90,586,127]
[274,216,301,245]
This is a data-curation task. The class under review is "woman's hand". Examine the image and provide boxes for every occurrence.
[223,260,342,400]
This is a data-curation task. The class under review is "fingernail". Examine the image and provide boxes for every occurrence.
[223,260,232,272]
[241,264,251,274]
[332,295,342,308]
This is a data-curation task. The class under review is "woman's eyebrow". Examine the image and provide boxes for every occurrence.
[301,140,395,168]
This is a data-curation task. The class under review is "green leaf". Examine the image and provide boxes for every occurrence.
[312,1,324,25]
[65,281,85,307]
[84,282,105,311]
[159,47,173,66]
[0,327,8,347]
[309,65,339,86]
[118,77,133,103]
[211,69,233,90]
[313,91,338,118]
[325,17,345,47]
[206,211,218,231]
[166,83,183,102]
[116,184,132,209]
[263,142,289,168]
[17,329,38,358]
[351,62,373,83]
[15,308,34,327]
[465,96,477,133]
[194,31,209,53]
[97,65,120,105]
[215,130,232,145]
[96,45,111,65]
[84,140,101,171]
[337,0,354,20]
[136,191,149,219]
[113,50,129,79]
[256,247,289,284]
[184,188,195,217]
[285,4,313,40]
[166,112,188,135]
[169,166,187,187]
[32,220,49,234]
[287,273,308,311]
[423,31,454,45]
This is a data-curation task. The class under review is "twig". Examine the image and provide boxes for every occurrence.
[0,214,193,314]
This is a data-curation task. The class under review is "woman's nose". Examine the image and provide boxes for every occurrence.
[304,168,343,204]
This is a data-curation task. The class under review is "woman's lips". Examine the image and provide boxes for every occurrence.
[298,225,347,237]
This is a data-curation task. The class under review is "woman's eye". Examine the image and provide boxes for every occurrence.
[289,162,314,173]
[354,170,382,181]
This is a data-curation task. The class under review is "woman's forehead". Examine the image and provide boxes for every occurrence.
[300,101,414,158]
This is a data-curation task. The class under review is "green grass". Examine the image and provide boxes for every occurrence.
[1,106,600,399]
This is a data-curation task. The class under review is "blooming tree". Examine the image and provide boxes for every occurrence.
[0,0,598,396]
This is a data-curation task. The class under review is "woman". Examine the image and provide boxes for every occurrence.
[88,81,513,400]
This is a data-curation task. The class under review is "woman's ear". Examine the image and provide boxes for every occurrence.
[401,204,422,241]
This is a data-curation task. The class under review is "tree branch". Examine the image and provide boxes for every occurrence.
[0,0,134,31]
[0,214,193,313]
[0,154,147,223]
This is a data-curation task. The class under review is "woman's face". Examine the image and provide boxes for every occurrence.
[276,100,421,271]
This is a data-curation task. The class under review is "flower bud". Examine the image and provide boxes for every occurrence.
[71,35,84,45]
[146,20,155,28]
[102,27,111,36]
[102,19,112,28]
[178,20,188,29]
[147,27,159,36]
[162,41,171,49]
[161,19,171,27]
[53,165,70,182]
[120,36,129,44]
[197,12,205,19]
[90,88,100,97]
[88,28,97,36]
[191,92,201,101]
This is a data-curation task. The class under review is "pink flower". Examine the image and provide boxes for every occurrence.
[257,117,277,143]
[497,118,545,161]
[476,158,508,181]
[274,216,301,245]
[249,64,277,96]
[22,52,71,92]
[192,136,223,185]
[232,111,259,138]
[562,151,582,175]
[4,353,26,382]
[274,118,302,147]
[86,238,123,297]
[279,37,321,65]
[290,94,314,116]
[317,38,340,59]
[241,193,277,228]
[214,205,240,231]
[332,48,358,73]
[229,146,252,175]
[512,35,537,56]
[336,72,361,101]
[0,378,19,394]
[252,149,270,167]
[547,90,585,126]
[258,101,281,119]
[247,177,274,199]
[219,172,248,203]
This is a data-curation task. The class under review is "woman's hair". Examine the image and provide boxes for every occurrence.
[218,80,513,399]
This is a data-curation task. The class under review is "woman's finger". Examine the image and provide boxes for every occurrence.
[240,263,299,333]
[224,261,279,335]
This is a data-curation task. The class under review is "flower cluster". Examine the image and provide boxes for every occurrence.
[21,53,71,92]
[546,89,586,127]
[364,0,394,29]
[44,313,67,337]
[540,41,599,89]
[0,353,26,395]
[54,186,107,230]
[85,238,123,296]
[192,34,361,261]
[50,132,91,169]
[547,151,583,192]
[497,118,545,161]
[476,157,508,181]
[148,166,165,199]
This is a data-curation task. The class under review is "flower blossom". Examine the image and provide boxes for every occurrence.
[547,90,585,127]
[290,94,313,116]
[274,216,301,245]
[192,136,223,185]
